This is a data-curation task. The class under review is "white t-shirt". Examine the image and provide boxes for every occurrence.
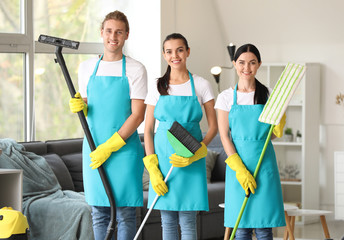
[78,56,147,99]
[215,87,272,112]
[145,74,215,106]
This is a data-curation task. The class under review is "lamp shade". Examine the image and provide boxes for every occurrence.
[227,43,236,62]
[210,66,222,83]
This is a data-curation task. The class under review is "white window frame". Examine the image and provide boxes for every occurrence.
[0,0,33,141]
[0,0,103,141]
[1,0,161,141]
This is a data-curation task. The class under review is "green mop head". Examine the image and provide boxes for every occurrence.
[259,63,306,125]
[167,121,202,158]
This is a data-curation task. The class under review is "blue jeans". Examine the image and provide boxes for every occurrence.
[91,206,136,240]
[160,210,197,240]
[235,228,273,240]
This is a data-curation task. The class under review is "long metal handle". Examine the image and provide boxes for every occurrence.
[229,125,275,240]
[133,166,174,240]
[54,47,116,240]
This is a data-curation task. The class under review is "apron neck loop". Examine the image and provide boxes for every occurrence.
[233,84,238,106]
[188,71,196,97]
[92,55,103,76]
[122,55,126,77]
[91,55,126,77]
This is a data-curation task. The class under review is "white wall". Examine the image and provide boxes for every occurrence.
[161,0,344,211]
[160,0,228,129]
[112,0,161,133]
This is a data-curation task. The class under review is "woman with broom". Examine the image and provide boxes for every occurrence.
[215,44,286,240]
[143,33,217,239]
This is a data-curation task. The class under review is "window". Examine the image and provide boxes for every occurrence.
[34,54,94,140]
[0,0,160,142]
[0,53,24,140]
[34,0,104,141]
[0,1,21,34]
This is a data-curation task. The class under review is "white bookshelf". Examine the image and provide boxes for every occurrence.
[257,63,321,223]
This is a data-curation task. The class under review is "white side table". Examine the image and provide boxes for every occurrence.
[0,169,23,212]
[284,208,332,240]
[283,203,299,240]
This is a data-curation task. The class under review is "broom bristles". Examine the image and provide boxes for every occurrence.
[168,121,202,154]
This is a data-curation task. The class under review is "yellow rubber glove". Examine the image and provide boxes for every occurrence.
[273,113,286,138]
[169,142,207,167]
[69,92,87,116]
[143,154,168,196]
[89,132,126,169]
[225,153,257,195]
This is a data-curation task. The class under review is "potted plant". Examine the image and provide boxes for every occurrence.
[296,130,302,142]
[284,127,293,142]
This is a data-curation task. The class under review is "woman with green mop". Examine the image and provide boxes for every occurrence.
[69,10,147,240]
[215,44,286,240]
[143,33,217,239]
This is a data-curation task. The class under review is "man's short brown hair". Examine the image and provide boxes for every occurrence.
[101,10,129,32]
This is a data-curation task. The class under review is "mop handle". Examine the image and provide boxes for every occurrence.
[54,46,116,240]
[229,125,275,240]
[134,165,174,240]
[253,125,275,178]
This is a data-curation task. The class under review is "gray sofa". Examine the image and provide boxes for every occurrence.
[21,134,227,240]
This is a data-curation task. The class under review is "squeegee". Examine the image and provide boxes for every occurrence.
[38,34,116,240]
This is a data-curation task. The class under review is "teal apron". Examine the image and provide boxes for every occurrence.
[82,55,144,207]
[148,72,209,211]
[224,85,285,228]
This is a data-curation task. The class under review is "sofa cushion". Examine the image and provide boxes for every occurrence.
[142,168,150,191]
[21,141,48,156]
[206,182,225,210]
[206,149,219,183]
[46,138,83,156]
[42,153,75,191]
[204,134,227,182]
[60,152,84,192]
[211,151,227,182]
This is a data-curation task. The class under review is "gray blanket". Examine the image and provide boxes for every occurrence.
[0,139,94,240]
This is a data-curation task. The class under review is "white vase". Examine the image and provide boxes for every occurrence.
[284,134,293,142]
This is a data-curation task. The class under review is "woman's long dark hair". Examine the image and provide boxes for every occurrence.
[157,33,189,95]
[234,44,269,104]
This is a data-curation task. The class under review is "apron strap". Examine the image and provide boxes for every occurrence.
[91,55,103,77]
[189,71,196,97]
[122,55,126,77]
[92,55,126,77]
[233,84,238,106]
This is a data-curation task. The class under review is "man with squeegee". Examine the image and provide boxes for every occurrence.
[69,10,147,240]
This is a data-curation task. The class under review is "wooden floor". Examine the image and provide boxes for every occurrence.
[211,219,344,240]
[274,219,344,240]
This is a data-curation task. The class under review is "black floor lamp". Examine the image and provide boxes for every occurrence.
[210,43,236,92]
